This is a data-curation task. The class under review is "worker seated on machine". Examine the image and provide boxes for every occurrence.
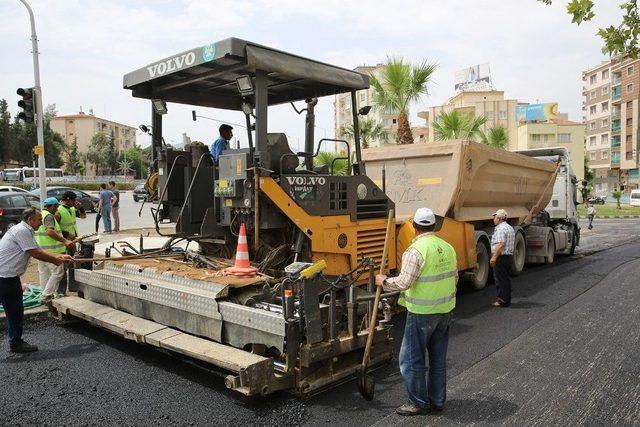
[210,124,233,165]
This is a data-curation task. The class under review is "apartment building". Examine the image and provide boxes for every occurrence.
[515,119,585,180]
[417,91,520,150]
[334,64,398,148]
[582,58,640,195]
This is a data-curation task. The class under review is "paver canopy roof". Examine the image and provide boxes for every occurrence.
[123,38,369,110]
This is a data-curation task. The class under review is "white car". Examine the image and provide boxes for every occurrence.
[0,186,30,193]
[630,189,640,207]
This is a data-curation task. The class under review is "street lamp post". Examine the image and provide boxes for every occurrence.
[18,0,46,203]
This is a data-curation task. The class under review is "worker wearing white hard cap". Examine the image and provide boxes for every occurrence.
[490,209,515,307]
[376,207,458,416]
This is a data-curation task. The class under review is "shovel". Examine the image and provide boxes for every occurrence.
[357,209,394,401]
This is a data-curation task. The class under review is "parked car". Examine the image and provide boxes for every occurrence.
[0,185,30,193]
[587,196,606,205]
[0,192,40,238]
[133,184,148,202]
[30,186,99,212]
[630,189,640,207]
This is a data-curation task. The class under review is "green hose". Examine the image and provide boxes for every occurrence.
[0,285,43,313]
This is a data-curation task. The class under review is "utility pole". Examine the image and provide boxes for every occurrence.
[18,0,46,202]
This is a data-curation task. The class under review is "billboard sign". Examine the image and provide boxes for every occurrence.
[516,103,558,122]
[454,63,492,91]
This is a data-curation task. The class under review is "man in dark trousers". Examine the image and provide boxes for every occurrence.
[490,209,515,307]
[376,207,458,416]
[0,208,73,353]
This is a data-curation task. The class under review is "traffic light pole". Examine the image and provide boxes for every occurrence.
[19,0,46,203]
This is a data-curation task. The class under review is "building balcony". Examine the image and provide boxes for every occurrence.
[611,151,621,165]
[612,87,622,100]
[612,135,621,147]
[612,75,622,85]
[612,107,621,117]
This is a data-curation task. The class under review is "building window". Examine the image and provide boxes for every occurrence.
[590,152,596,160]
[627,83,633,93]
[590,74,597,84]
[602,118,609,127]
[602,86,609,95]
[589,105,596,115]
[543,134,551,143]
[601,134,609,144]
[601,101,609,112]
[589,121,596,130]
[498,110,507,120]
[392,118,397,125]
[359,93,366,103]
[558,133,571,143]
[486,111,494,120]
[627,135,633,143]
[627,118,633,127]
[67,120,74,124]
[589,136,596,146]
[601,151,608,160]
[589,91,597,100]
[627,152,633,160]
[628,65,634,76]
[602,70,609,80]
[531,134,541,142]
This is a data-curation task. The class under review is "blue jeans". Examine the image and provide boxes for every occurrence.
[399,311,451,409]
[101,206,112,232]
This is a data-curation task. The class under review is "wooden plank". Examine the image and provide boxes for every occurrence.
[158,333,268,373]
[95,310,167,343]
[144,328,182,347]
[53,296,115,321]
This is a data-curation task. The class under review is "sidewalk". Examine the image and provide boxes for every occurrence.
[378,257,640,426]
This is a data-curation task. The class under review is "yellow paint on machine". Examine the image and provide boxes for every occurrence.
[417,177,442,186]
[259,177,396,281]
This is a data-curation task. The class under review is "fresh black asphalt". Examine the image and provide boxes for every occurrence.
[2,220,639,426]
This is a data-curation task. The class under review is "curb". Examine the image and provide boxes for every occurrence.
[579,215,640,219]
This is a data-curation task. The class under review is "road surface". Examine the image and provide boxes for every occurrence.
[2,219,639,425]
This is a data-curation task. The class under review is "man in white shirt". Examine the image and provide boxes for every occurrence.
[490,209,515,307]
[586,203,596,230]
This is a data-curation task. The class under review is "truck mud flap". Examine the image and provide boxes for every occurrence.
[52,296,293,396]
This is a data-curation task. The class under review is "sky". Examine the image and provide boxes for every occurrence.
[0,0,622,150]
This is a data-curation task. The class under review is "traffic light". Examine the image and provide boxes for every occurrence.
[17,87,35,123]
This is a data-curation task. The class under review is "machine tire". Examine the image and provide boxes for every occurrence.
[510,231,526,276]
[465,239,490,290]
[545,234,555,264]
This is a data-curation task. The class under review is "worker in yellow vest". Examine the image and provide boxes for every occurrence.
[35,197,75,304]
[376,207,458,416]
[55,191,86,243]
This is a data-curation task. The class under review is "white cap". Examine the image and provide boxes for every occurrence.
[493,209,508,219]
[413,207,436,227]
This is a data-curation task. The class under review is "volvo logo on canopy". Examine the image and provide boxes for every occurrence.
[146,51,196,78]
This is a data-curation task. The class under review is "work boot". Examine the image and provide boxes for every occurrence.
[395,402,428,416]
[10,340,39,353]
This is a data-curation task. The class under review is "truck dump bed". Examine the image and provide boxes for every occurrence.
[363,140,558,223]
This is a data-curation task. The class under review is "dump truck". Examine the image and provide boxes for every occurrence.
[52,38,398,397]
[363,142,581,289]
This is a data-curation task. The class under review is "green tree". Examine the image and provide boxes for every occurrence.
[87,132,112,175]
[612,189,623,209]
[119,146,145,178]
[582,153,595,199]
[313,151,349,175]
[540,0,640,58]
[433,110,487,141]
[64,137,84,175]
[479,125,510,149]
[340,119,389,149]
[107,135,117,173]
[9,104,65,167]
[0,99,12,163]
[370,57,437,145]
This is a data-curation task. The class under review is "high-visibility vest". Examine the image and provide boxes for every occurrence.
[57,205,77,237]
[35,210,66,254]
[399,234,457,314]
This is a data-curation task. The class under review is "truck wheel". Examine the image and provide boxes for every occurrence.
[545,234,555,264]
[510,232,526,276]
[569,227,577,255]
[465,240,490,290]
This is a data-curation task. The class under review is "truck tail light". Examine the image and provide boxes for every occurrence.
[0,208,4,216]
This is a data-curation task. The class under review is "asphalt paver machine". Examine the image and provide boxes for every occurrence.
[53,38,396,396]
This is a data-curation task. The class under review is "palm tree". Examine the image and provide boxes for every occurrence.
[314,151,349,175]
[340,119,389,149]
[479,125,510,149]
[370,57,437,145]
[612,189,622,209]
[433,110,487,141]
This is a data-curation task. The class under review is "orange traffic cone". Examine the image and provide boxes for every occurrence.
[225,224,259,277]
